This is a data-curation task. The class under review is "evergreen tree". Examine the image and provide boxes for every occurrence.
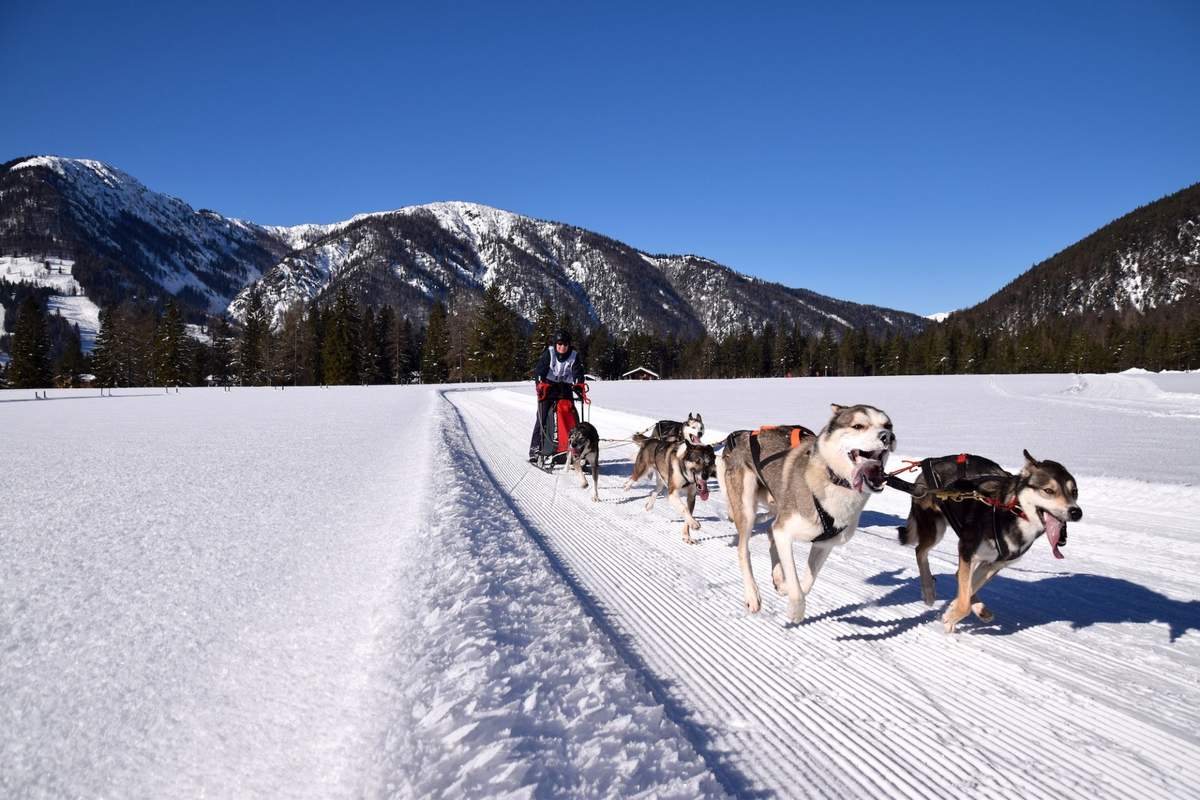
[153,300,188,387]
[210,317,236,386]
[529,298,556,366]
[420,302,450,384]
[239,285,270,385]
[54,323,86,387]
[91,306,120,387]
[375,305,396,383]
[470,283,520,381]
[321,288,362,384]
[393,315,414,383]
[9,295,52,388]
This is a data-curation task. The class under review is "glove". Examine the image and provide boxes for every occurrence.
[574,382,590,404]
[536,381,550,401]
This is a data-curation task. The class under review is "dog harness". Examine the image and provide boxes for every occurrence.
[919,455,1030,562]
[744,425,844,542]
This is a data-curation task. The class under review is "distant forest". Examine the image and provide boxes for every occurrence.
[2,282,1198,390]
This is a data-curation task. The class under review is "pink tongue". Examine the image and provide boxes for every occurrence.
[699,483,710,501]
[1044,514,1065,559]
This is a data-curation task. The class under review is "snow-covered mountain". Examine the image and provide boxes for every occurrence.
[231,201,929,337]
[0,156,296,316]
[959,181,1200,332]
[0,156,927,339]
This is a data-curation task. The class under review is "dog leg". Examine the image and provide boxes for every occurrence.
[623,460,644,492]
[768,535,785,595]
[573,452,588,489]
[942,557,979,633]
[800,542,833,595]
[645,473,663,511]
[668,489,698,543]
[772,524,805,623]
[969,562,1005,622]
[729,468,762,612]
[590,456,600,503]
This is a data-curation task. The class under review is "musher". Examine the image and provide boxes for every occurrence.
[528,329,586,463]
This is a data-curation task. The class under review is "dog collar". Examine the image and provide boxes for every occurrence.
[827,467,852,490]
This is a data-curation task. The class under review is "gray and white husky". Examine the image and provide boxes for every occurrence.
[716,404,895,622]
[624,433,717,543]
[645,412,705,444]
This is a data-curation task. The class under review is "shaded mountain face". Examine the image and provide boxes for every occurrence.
[1,156,928,337]
[0,156,293,315]
[956,182,1200,332]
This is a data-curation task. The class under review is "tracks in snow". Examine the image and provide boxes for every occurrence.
[446,388,1200,800]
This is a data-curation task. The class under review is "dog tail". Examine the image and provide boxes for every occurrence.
[632,432,649,446]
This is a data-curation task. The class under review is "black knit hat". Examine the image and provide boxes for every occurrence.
[553,330,571,345]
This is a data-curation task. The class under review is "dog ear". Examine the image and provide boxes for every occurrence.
[830,403,846,416]
[1021,449,1039,475]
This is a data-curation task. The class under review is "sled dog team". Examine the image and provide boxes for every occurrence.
[564,404,1081,633]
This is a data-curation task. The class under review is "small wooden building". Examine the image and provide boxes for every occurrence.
[621,366,660,381]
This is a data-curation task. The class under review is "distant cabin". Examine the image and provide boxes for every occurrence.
[584,373,602,382]
[621,366,660,381]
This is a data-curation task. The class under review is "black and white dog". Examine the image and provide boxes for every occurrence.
[898,449,1082,632]
[567,421,601,502]
[646,412,705,445]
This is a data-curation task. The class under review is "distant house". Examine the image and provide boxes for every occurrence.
[584,373,602,382]
[621,366,659,381]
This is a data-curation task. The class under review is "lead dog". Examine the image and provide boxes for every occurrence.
[624,433,717,543]
[645,412,705,444]
[898,449,1082,632]
[567,421,601,502]
[716,405,895,622]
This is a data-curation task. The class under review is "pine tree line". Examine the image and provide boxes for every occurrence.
[4,287,1197,389]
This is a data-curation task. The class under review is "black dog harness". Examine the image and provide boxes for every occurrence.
[919,455,1028,562]
[743,425,844,542]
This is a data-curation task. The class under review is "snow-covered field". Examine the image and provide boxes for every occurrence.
[2,373,1197,798]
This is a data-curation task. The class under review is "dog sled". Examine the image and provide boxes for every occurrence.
[533,381,590,472]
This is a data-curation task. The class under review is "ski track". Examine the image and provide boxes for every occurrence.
[447,386,1200,800]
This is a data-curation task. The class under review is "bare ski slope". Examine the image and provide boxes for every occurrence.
[447,374,1200,799]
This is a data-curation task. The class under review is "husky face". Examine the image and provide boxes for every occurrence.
[819,403,895,493]
[1017,449,1082,560]
[677,441,717,501]
[683,412,705,444]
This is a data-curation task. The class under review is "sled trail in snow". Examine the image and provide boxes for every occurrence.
[448,387,1200,800]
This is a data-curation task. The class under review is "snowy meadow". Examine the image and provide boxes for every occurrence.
[2,373,1198,798]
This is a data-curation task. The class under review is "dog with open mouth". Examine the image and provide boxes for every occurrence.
[645,412,705,444]
[624,433,717,543]
[898,449,1082,632]
[716,404,895,622]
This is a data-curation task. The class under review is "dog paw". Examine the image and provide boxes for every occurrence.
[786,597,806,623]
[579,480,589,489]
[688,518,701,530]
[644,501,655,512]
[745,592,762,614]
[922,587,936,606]
[682,528,694,544]
[591,494,599,503]
[772,568,786,595]
[971,602,994,622]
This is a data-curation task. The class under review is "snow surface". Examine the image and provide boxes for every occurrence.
[925,311,950,322]
[2,373,1198,798]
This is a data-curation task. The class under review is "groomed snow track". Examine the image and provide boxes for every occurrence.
[445,386,1200,800]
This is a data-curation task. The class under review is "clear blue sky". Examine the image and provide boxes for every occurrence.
[3,1,1198,315]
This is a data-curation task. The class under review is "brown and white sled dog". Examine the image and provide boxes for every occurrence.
[624,433,717,543]
[898,450,1082,633]
[716,405,895,622]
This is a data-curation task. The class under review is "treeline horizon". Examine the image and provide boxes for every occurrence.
[2,283,1198,390]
